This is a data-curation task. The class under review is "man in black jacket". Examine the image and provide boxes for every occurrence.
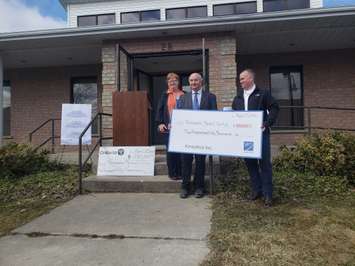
[232,69,279,207]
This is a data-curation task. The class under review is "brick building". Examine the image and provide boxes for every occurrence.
[0,0,355,147]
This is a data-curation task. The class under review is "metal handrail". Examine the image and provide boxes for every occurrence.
[78,112,112,194]
[29,118,60,153]
[272,105,355,134]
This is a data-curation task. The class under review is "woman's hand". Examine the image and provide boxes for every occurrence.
[158,124,168,133]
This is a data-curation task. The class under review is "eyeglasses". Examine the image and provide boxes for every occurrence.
[168,80,178,84]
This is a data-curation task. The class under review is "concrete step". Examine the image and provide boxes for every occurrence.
[82,175,212,193]
[154,157,220,176]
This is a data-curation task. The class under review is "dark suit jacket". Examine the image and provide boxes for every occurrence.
[179,90,217,111]
[231,87,279,129]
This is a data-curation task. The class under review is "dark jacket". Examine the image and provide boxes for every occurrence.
[232,87,279,129]
[155,92,185,126]
[155,92,170,126]
[179,90,217,111]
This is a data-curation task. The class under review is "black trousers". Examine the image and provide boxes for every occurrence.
[164,133,182,178]
[181,154,206,191]
[244,132,273,198]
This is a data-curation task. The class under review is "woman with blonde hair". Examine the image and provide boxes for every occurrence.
[156,72,184,180]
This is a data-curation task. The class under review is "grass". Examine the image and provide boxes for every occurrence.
[201,157,355,265]
[202,193,355,266]
[0,167,79,236]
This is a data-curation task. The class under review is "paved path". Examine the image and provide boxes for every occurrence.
[0,193,211,266]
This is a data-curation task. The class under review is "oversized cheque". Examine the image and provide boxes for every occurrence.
[168,110,263,159]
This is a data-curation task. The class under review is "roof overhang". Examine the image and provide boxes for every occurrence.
[1,6,355,69]
[59,0,118,8]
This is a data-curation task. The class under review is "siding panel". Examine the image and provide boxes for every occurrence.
[68,0,264,26]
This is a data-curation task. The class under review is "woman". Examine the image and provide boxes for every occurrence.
[156,73,184,180]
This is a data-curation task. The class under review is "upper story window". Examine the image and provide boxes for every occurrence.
[166,6,208,20]
[121,10,160,24]
[214,2,257,16]
[78,14,115,27]
[263,0,309,12]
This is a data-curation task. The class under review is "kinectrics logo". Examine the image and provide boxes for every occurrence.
[100,149,125,155]
[243,141,254,152]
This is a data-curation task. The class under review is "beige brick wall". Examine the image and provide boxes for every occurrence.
[5,65,100,146]
[238,48,355,145]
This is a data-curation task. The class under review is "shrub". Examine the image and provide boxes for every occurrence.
[217,160,349,200]
[0,143,60,179]
[273,132,355,186]
[216,157,249,196]
[273,171,349,199]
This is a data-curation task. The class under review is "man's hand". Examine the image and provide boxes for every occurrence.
[158,124,168,133]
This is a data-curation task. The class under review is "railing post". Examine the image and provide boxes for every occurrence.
[51,119,55,153]
[79,137,83,195]
[307,107,312,135]
[99,113,103,147]
[209,155,214,195]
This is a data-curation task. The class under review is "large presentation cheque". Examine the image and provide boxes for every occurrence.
[169,110,263,159]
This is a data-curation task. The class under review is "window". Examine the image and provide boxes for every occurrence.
[141,10,161,21]
[166,6,207,20]
[270,66,304,129]
[121,10,160,24]
[187,6,207,18]
[121,12,140,24]
[78,14,115,27]
[263,0,309,12]
[3,81,11,136]
[97,14,116,25]
[214,2,257,16]
[71,78,98,133]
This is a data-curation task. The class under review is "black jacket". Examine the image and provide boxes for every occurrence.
[232,87,279,129]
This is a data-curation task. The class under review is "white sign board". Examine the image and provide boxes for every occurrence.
[61,104,92,145]
[97,146,155,176]
[169,110,263,159]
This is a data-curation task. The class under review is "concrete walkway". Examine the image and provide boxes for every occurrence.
[0,193,211,266]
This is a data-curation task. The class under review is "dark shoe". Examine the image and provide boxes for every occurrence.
[180,189,188,199]
[264,197,272,208]
[195,189,204,198]
[249,191,263,201]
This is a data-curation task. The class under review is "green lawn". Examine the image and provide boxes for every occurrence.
[202,192,355,266]
[0,168,79,236]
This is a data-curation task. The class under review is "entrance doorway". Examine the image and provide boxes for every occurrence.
[116,47,208,145]
[133,51,207,145]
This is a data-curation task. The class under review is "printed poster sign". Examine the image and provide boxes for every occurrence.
[61,104,92,145]
[169,110,263,159]
[97,146,155,176]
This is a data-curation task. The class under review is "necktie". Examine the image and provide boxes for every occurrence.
[193,92,199,110]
